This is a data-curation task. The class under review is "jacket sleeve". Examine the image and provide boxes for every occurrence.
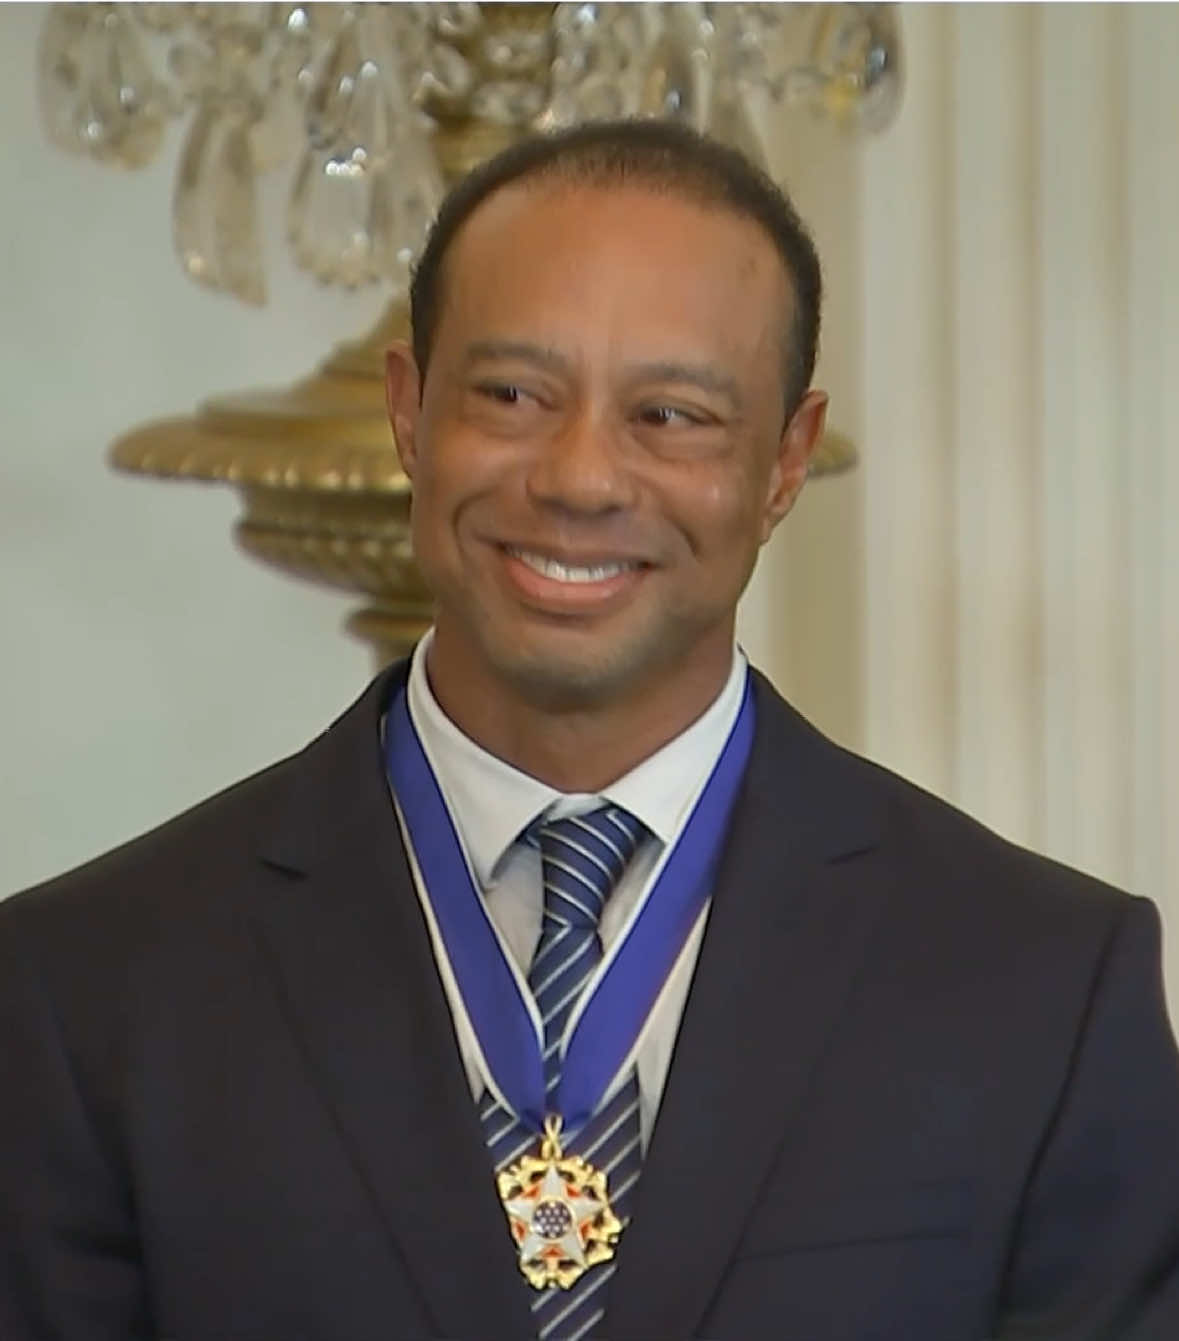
[995,895,1179,1340]
[0,897,152,1340]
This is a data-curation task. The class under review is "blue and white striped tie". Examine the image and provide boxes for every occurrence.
[482,805,647,1341]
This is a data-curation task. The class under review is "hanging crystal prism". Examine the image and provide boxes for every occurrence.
[288,6,442,291]
[781,2,903,133]
[38,2,170,168]
[248,4,317,174]
[636,4,706,128]
[173,102,266,305]
[35,2,906,306]
[167,8,271,304]
[539,3,647,129]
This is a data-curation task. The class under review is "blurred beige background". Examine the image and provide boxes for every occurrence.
[2,5,1176,1012]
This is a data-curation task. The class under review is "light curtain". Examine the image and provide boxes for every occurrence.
[854,3,1179,1003]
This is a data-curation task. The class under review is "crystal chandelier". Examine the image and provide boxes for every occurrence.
[38,2,903,664]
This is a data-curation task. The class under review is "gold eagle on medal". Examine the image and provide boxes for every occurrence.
[496,1115,624,1289]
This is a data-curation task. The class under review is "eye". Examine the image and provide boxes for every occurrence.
[637,404,705,427]
[476,382,525,405]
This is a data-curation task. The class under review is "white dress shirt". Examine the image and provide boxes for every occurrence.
[392,630,749,1147]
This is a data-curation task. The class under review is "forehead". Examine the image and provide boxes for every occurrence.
[435,181,791,367]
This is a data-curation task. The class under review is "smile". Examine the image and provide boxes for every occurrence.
[503,547,643,585]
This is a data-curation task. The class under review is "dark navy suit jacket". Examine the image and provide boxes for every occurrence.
[3,664,1179,1339]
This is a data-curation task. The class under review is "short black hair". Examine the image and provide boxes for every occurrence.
[409,118,822,416]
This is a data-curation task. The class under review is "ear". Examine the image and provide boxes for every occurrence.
[759,389,829,544]
[385,341,423,479]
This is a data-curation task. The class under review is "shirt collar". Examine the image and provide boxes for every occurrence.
[406,630,748,887]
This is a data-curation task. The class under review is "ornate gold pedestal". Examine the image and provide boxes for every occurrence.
[111,300,428,666]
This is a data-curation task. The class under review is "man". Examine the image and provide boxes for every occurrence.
[2,120,1178,1341]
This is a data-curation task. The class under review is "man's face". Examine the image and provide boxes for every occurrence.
[387,182,827,713]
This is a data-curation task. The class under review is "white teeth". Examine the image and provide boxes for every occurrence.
[508,548,635,584]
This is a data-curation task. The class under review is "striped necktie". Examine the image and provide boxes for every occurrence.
[481,805,647,1341]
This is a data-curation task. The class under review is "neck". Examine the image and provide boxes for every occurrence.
[423,635,734,793]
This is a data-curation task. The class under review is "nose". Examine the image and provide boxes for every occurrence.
[525,410,637,516]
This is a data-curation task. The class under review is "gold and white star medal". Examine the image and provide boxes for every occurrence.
[496,1115,624,1289]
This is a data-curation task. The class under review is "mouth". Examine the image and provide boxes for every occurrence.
[503,546,645,585]
[496,544,650,610]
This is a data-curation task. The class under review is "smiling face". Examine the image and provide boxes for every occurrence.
[387,181,827,725]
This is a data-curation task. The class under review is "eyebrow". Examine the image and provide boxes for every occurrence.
[462,340,571,374]
[461,341,743,409]
[627,360,743,409]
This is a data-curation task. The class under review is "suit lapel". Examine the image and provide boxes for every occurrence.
[249,664,535,1340]
[604,674,894,1338]
[246,665,894,1340]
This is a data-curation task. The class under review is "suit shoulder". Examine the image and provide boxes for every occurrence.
[752,675,1137,928]
[0,745,305,941]
[849,740,1138,929]
[0,666,400,945]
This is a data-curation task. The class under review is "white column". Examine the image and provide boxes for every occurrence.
[860,3,957,798]
[854,2,1179,1014]
[950,5,1041,847]
[1035,4,1133,886]
[1125,8,1179,1000]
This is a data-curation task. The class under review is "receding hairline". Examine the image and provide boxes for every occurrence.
[444,168,788,270]
[428,172,798,379]
[409,121,823,414]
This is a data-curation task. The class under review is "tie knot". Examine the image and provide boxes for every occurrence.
[535,806,646,930]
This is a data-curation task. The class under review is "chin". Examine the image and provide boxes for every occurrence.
[486,633,657,711]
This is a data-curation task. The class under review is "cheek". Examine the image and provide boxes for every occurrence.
[409,431,479,521]
[406,449,461,574]
[668,469,767,568]
[408,429,520,561]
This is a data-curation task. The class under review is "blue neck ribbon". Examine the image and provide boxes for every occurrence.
[384,675,755,1131]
